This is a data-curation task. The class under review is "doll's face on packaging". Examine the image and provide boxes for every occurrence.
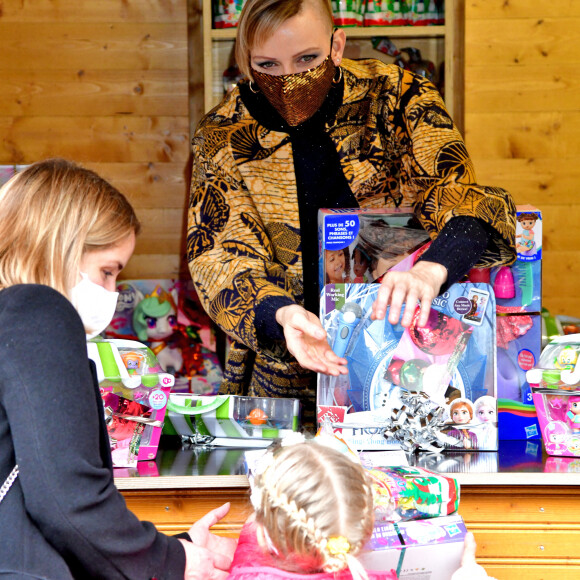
[353,248,369,277]
[520,219,535,231]
[250,3,338,76]
[477,405,495,423]
[145,311,177,341]
[452,404,471,424]
[326,249,346,283]
[569,401,580,416]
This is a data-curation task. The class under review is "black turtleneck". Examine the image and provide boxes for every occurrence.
[238,80,490,342]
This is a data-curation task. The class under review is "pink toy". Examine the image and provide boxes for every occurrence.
[566,396,580,433]
[493,266,515,299]
[544,421,568,452]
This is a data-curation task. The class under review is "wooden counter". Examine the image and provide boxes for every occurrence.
[116,439,580,579]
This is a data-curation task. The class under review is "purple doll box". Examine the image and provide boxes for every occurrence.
[360,514,467,580]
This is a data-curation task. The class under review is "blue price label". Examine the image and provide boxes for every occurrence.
[324,215,360,250]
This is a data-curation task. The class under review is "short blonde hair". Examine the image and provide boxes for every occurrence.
[0,158,140,298]
[252,441,374,575]
[235,0,334,79]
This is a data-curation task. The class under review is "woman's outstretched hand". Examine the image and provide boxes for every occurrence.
[371,260,447,328]
[179,503,238,580]
[276,304,348,376]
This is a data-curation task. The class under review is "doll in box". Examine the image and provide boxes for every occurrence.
[133,285,183,375]
[566,396,580,433]
[352,245,371,283]
[446,399,478,450]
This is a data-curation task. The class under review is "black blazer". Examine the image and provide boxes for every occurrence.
[0,285,185,579]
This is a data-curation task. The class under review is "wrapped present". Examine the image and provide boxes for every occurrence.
[365,465,460,523]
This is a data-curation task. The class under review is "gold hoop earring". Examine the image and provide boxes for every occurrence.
[249,80,259,94]
[333,66,343,85]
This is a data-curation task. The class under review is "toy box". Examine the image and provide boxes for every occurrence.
[164,394,300,447]
[317,280,498,451]
[527,334,580,457]
[318,208,431,294]
[469,205,543,440]
[496,313,542,440]
[359,514,467,580]
[105,278,223,395]
[87,339,174,467]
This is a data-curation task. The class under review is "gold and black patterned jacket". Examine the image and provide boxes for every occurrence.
[187,58,516,417]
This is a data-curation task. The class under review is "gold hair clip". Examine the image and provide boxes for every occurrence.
[326,536,350,556]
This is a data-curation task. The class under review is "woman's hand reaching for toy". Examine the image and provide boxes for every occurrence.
[276,304,349,375]
[180,503,238,580]
[451,532,497,580]
[371,260,447,328]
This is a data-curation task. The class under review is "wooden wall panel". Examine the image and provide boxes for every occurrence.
[464,1,580,318]
[0,0,191,279]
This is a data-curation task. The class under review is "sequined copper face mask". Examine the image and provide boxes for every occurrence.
[251,54,337,127]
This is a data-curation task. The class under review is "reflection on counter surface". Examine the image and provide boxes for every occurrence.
[112,436,580,479]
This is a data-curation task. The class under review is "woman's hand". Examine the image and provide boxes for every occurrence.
[180,503,238,580]
[371,260,447,328]
[276,304,348,376]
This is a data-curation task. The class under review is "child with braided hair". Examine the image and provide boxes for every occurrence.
[227,437,497,580]
[227,439,395,580]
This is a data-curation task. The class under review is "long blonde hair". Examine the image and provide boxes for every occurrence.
[0,158,140,297]
[252,441,374,576]
[235,0,334,79]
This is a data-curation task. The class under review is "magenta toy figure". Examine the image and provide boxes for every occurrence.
[566,396,580,434]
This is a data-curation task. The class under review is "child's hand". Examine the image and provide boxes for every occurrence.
[451,532,497,580]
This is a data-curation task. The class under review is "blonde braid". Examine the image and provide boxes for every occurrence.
[252,441,375,577]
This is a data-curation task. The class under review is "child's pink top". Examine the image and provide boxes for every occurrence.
[227,522,397,580]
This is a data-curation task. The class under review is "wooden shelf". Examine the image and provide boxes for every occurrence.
[201,0,464,130]
[210,24,448,41]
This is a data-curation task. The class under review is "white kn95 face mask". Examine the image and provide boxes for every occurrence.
[70,272,119,340]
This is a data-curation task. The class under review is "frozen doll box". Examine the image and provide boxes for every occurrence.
[318,208,431,292]
[526,334,580,457]
[164,394,300,447]
[87,339,174,467]
[317,282,497,452]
